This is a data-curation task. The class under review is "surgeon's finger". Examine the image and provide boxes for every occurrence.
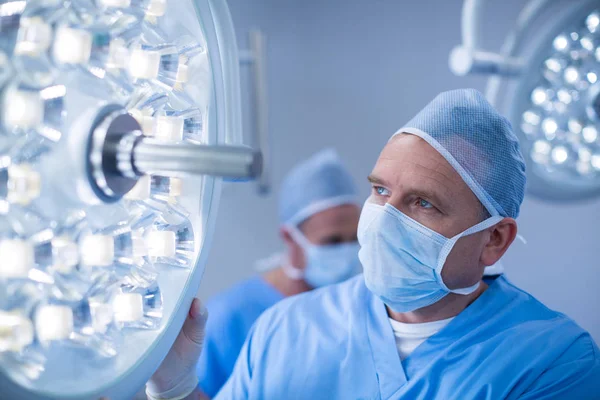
[182,298,208,345]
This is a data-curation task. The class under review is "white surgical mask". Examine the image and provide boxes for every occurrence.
[286,227,362,288]
[357,201,502,313]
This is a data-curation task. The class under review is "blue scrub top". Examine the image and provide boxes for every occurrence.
[197,276,284,397]
[216,275,600,399]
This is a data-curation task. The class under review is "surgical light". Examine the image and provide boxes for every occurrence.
[451,0,600,201]
[0,0,261,399]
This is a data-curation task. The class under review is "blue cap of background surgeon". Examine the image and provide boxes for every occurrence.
[394,88,527,219]
[279,149,358,226]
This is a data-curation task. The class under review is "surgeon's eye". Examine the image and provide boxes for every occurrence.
[417,198,433,209]
[373,186,390,197]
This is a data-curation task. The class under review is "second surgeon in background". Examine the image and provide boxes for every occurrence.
[196,149,362,397]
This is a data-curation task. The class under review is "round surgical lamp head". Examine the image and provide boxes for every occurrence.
[451,0,600,202]
[0,0,260,399]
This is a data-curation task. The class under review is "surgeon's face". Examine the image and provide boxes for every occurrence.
[367,134,495,290]
[283,204,360,269]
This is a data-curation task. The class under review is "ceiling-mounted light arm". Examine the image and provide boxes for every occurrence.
[239,29,271,195]
[449,0,527,77]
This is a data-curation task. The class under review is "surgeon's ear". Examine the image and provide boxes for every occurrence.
[481,218,518,266]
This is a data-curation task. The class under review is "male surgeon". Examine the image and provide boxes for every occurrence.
[148,89,600,400]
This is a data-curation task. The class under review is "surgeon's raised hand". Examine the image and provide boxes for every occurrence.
[146,298,208,400]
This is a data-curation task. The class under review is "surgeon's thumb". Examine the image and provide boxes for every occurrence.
[182,298,208,347]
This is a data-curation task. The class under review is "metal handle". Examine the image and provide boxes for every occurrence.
[132,139,262,180]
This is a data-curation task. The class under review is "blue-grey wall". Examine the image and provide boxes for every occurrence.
[199,0,600,343]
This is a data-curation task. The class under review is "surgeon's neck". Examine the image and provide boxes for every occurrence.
[387,281,488,324]
[263,266,312,297]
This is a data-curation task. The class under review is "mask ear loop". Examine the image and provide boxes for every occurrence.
[435,216,504,295]
[281,225,313,280]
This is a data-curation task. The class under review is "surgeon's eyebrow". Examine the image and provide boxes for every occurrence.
[367,174,388,186]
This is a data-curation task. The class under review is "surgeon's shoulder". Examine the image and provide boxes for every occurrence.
[254,274,366,332]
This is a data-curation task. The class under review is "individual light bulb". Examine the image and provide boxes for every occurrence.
[568,119,583,134]
[89,302,113,334]
[128,48,160,79]
[98,0,131,7]
[556,89,572,104]
[3,89,44,129]
[80,234,114,267]
[128,109,155,136]
[587,72,598,84]
[124,175,151,200]
[522,110,541,126]
[14,17,53,56]
[35,304,74,342]
[0,239,34,279]
[154,116,184,142]
[531,140,552,165]
[564,67,579,84]
[582,126,598,143]
[146,0,167,17]
[580,36,594,52]
[174,58,189,91]
[542,118,558,139]
[112,293,144,322]
[7,164,41,205]
[51,236,79,274]
[553,35,569,52]
[551,146,569,164]
[169,177,183,197]
[146,230,176,257]
[531,87,548,106]
[0,311,34,352]
[53,26,93,65]
[587,12,600,33]
[106,38,129,70]
[592,154,600,170]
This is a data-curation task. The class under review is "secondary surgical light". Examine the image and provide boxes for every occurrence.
[0,0,261,398]
[450,0,600,201]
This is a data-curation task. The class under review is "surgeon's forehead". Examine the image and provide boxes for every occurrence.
[373,134,466,200]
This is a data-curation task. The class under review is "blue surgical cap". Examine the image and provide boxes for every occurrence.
[395,89,526,218]
[279,149,358,226]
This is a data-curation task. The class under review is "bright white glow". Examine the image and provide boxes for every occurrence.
[587,12,600,33]
[146,0,167,17]
[564,67,579,84]
[128,48,160,79]
[7,164,41,205]
[568,119,583,134]
[596,48,600,62]
[531,140,551,164]
[531,87,548,105]
[556,89,572,104]
[542,119,558,136]
[0,1,26,17]
[169,177,183,197]
[125,175,151,200]
[53,26,92,64]
[80,234,114,267]
[154,116,184,142]
[99,0,131,7]
[545,58,562,73]
[551,146,569,164]
[582,126,598,143]
[107,38,129,69]
[588,72,598,84]
[592,154,600,170]
[0,311,34,352]
[89,66,106,79]
[146,230,176,257]
[14,17,53,56]
[113,293,144,322]
[129,109,154,136]
[579,148,592,162]
[0,239,34,278]
[40,85,66,100]
[4,89,44,129]
[580,36,594,52]
[522,110,541,126]
[51,236,79,274]
[553,35,569,52]
[35,305,73,341]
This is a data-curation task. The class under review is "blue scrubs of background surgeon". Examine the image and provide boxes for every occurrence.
[196,149,362,397]
[147,89,600,400]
